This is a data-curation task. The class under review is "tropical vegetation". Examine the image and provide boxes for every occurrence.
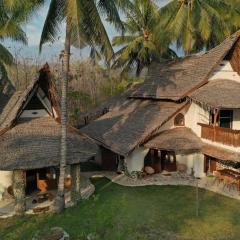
[0,0,43,79]
[40,0,132,213]
[160,0,240,53]
[112,0,177,76]
[1,0,240,215]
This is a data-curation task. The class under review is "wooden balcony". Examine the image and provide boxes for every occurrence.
[198,123,240,147]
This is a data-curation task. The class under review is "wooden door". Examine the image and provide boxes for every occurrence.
[210,158,217,173]
[161,151,177,172]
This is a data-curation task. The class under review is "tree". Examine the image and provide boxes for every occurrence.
[159,0,240,54]
[0,0,44,81]
[40,0,131,213]
[112,0,177,77]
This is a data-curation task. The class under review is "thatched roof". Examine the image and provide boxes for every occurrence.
[144,127,203,154]
[0,64,97,170]
[190,79,240,109]
[0,93,10,115]
[0,64,60,133]
[0,117,97,170]
[81,98,188,156]
[130,31,240,100]
[202,144,240,163]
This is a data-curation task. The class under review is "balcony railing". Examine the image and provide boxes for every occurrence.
[198,123,240,147]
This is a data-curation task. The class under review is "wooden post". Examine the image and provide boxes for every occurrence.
[13,170,26,215]
[196,177,199,217]
[70,164,81,204]
[213,108,219,141]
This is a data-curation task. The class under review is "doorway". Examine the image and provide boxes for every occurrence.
[161,151,177,172]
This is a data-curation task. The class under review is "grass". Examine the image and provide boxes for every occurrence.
[0,177,240,240]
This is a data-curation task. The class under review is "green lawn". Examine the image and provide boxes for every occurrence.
[1,177,240,240]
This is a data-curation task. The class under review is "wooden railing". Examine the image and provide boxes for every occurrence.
[198,123,240,147]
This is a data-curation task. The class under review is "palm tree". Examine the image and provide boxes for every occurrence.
[40,0,131,213]
[159,0,240,54]
[112,0,177,77]
[0,0,44,79]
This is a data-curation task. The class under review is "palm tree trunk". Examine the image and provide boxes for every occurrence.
[70,164,81,204]
[54,17,71,213]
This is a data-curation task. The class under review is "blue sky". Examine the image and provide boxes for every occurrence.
[7,0,171,62]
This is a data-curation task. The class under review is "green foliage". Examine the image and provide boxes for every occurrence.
[68,90,93,125]
[160,0,240,53]
[40,0,131,62]
[0,0,43,79]
[101,76,143,97]
[1,178,240,239]
[112,0,177,76]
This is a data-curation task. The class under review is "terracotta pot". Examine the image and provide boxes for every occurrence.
[64,177,72,190]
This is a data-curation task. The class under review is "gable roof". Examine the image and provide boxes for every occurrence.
[0,63,60,134]
[130,31,240,101]
[81,98,188,156]
[0,64,97,170]
[190,79,240,109]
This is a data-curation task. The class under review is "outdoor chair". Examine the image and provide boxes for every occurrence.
[222,176,235,191]
[228,178,239,192]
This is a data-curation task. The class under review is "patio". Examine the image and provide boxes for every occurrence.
[0,174,94,218]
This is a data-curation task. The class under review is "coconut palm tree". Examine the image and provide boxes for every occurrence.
[159,0,240,54]
[112,0,177,77]
[40,0,131,213]
[0,1,43,79]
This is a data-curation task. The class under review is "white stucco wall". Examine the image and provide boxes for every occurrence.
[176,153,205,178]
[209,61,240,83]
[0,171,12,199]
[185,102,209,137]
[125,147,149,173]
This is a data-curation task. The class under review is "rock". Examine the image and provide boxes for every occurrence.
[86,233,97,240]
[32,227,69,240]
[144,166,155,175]
[177,164,187,173]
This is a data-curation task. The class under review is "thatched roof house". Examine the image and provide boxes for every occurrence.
[0,64,97,170]
[0,64,97,213]
[81,31,240,176]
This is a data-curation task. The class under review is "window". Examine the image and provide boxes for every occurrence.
[210,110,233,129]
[219,110,233,128]
[174,113,185,126]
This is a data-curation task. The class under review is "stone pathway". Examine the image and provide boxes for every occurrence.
[82,171,240,201]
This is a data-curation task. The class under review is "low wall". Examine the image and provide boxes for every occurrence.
[0,171,13,200]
